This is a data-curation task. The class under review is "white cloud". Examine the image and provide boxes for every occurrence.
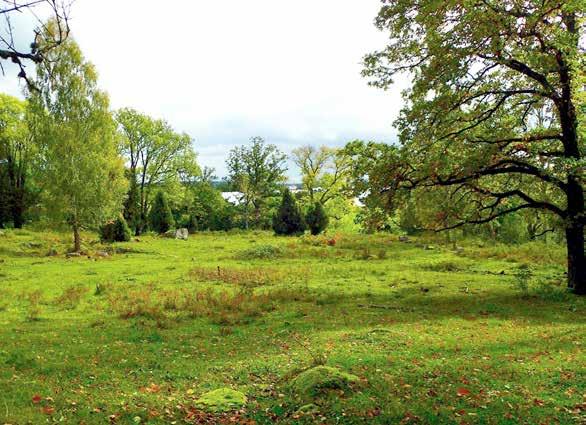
[0,0,407,179]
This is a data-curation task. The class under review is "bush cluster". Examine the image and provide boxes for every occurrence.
[100,215,132,242]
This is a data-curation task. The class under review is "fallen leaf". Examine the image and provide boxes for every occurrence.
[32,394,42,404]
[457,388,471,397]
[41,406,55,415]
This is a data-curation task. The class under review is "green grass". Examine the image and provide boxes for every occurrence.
[0,229,584,424]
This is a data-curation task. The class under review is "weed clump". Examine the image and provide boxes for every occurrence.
[25,290,43,321]
[55,285,87,310]
[108,285,314,326]
[236,244,284,260]
[512,264,532,297]
[423,261,464,272]
[189,266,285,288]
[107,289,164,320]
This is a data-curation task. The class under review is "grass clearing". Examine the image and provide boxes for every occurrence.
[0,230,584,424]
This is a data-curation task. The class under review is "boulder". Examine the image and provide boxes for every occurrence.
[289,366,359,400]
[194,388,247,412]
[95,251,109,258]
[175,228,189,240]
[66,252,81,258]
[398,236,409,242]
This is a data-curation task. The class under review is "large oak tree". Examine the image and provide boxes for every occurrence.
[363,0,585,294]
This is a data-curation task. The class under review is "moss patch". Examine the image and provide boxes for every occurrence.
[289,366,359,400]
[194,388,247,412]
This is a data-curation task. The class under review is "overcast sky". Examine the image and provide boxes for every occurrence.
[0,0,406,180]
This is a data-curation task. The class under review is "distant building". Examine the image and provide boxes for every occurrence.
[287,184,303,194]
[221,192,244,205]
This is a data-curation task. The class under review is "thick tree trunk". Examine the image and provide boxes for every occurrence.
[565,173,585,294]
[73,223,81,253]
[566,222,585,295]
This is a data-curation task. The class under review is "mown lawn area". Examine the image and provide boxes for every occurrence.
[0,229,584,424]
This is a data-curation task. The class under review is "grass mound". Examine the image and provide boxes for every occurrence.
[194,388,247,412]
[289,366,359,400]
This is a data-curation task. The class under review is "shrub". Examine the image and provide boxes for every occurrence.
[512,264,532,297]
[55,285,87,310]
[272,189,306,236]
[187,214,198,233]
[237,244,284,260]
[25,290,43,321]
[305,202,329,235]
[149,191,175,234]
[100,215,132,242]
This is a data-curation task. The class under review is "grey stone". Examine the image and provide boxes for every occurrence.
[175,228,189,240]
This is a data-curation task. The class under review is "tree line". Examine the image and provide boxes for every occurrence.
[1,0,583,294]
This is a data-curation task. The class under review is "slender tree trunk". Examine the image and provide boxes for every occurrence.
[72,222,81,253]
[244,201,249,230]
[254,204,261,228]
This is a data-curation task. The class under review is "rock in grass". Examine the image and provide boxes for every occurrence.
[194,388,247,412]
[290,366,359,400]
[163,230,176,239]
[175,228,189,240]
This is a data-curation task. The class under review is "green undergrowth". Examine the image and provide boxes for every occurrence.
[0,230,583,424]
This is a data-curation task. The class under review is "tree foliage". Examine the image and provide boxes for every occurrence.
[226,137,287,229]
[291,145,351,205]
[149,191,174,234]
[305,202,329,235]
[363,0,586,293]
[28,23,127,251]
[273,189,306,236]
[116,107,199,234]
[0,94,35,228]
[100,215,131,243]
[190,175,235,231]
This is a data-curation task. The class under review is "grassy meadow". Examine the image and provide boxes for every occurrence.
[0,229,584,424]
